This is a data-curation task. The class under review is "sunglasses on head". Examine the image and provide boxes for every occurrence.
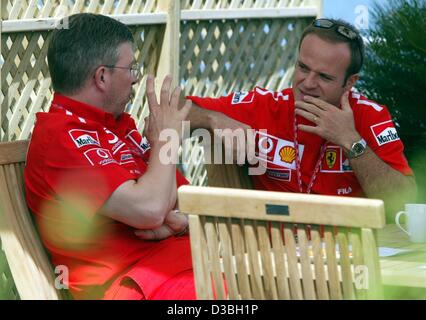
[312,19,359,40]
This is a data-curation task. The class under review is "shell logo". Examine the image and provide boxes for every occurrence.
[279,146,296,164]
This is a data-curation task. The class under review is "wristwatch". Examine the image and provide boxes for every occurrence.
[346,138,367,159]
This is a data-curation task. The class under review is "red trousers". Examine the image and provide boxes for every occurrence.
[103,269,196,300]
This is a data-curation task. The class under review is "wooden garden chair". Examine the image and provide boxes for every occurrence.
[178,185,386,300]
[0,140,66,299]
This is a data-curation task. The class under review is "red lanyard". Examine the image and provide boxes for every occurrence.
[293,113,327,194]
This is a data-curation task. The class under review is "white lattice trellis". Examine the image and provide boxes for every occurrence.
[1,0,159,20]
[181,18,308,96]
[182,0,318,10]
[1,1,320,19]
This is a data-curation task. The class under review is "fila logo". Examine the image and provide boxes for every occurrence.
[337,187,352,195]
[68,129,100,148]
[370,121,400,146]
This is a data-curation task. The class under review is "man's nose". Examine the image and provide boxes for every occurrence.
[303,72,318,89]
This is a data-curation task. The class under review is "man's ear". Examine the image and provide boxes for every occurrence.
[343,73,359,91]
[93,66,107,91]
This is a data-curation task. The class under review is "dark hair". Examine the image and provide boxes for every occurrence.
[47,13,134,95]
[298,18,365,84]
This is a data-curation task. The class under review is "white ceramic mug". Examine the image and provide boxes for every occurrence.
[395,204,426,243]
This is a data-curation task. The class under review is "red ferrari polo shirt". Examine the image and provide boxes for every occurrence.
[24,93,193,299]
[188,88,413,197]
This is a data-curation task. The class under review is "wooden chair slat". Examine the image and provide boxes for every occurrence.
[297,225,316,299]
[270,222,290,299]
[257,221,278,299]
[283,225,303,300]
[362,228,384,299]
[324,226,343,300]
[243,220,265,299]
[230,220,252,299]
[188,215,214,299]
[310,226,329,300]
[204,217,226,299]
[217,219,239,299]
[337,228,356,300]
[349,229,366,300]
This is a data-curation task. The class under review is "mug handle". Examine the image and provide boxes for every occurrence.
[395,211,410,236]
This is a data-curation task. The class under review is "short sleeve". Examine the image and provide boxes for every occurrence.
[352,94,413,176]
[187,89,259,126]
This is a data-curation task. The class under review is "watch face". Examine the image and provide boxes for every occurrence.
[353,142,365,154]
[347,139,367,159]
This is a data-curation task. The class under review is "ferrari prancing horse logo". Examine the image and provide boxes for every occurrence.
[326,150,337,168]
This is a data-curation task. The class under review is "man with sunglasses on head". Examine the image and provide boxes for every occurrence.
[24,13,195,299]
[185,18,416,221]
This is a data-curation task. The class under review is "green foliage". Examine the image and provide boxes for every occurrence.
[358,0,426,133]
[357,0,426,202]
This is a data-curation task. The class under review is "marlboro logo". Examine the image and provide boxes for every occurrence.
[68,129,100,148]
[370,121,400,146]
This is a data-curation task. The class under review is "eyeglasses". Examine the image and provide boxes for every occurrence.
[103,63,140,79]
[312,18,363,66]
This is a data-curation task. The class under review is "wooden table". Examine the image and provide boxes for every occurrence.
[378,224,426,289]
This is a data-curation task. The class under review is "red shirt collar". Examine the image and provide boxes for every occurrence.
[50,93,132,129]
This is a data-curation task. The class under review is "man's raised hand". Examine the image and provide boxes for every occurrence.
[144,75,192,145]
